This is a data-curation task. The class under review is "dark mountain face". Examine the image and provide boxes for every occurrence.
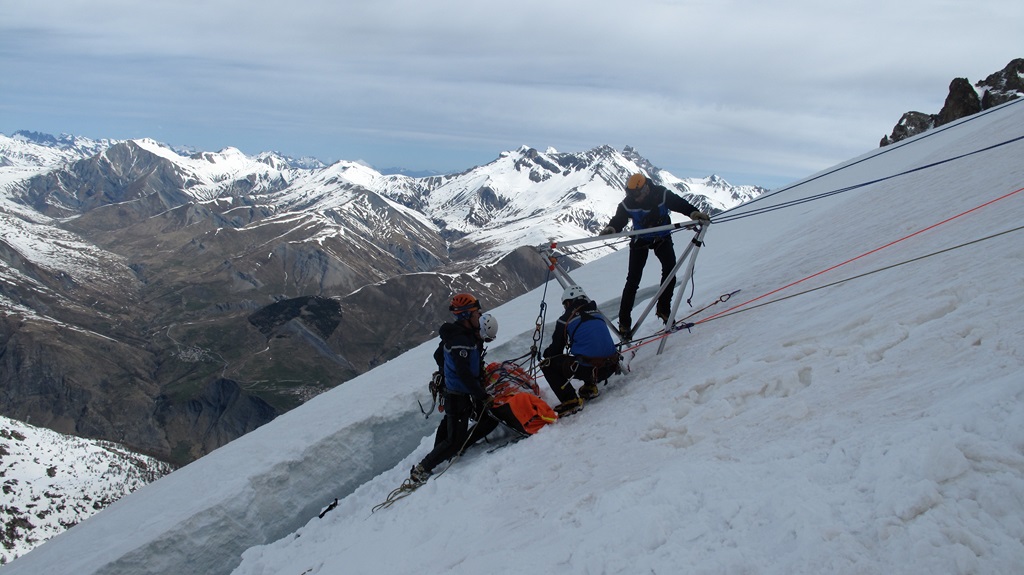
[880,58,1023,146]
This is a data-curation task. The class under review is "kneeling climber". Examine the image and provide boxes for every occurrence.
[541,285,620,415]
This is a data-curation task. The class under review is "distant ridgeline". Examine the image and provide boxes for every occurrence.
[880,58,1023,146]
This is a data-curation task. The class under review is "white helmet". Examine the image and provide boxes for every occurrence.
[561,285,587,304]
[479,313,498,342]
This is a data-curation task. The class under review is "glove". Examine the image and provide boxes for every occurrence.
[689,210,711,223]
[599,225,615,236]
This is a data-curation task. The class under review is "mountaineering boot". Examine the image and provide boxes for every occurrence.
[579,382,600,400]
[554,397,584,416]
[409,464,432,484]
[656,309,670,324]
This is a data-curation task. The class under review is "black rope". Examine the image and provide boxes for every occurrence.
[715,98,1024,220]
[715,134,1024,224]
[700,224,1024,323]
[529,269,553,372]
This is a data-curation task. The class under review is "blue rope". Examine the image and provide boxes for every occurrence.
[715,133,1024,224]
[714,98,1024,221]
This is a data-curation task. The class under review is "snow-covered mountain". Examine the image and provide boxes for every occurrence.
[1,134,761,273]
[4,98,1021,574]
[376,144,761,264]
[0,415,174,565]
[0,131,113,169]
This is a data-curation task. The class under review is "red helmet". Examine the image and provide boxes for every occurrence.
[449,293,481,319]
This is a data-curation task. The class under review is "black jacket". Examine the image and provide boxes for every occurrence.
[606,181,699,243]
[433,321,487,398]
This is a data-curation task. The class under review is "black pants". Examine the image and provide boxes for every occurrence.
[620,239,676,327]
[420,393,478,473]
[431,403,520,456]
[541,355,618,404]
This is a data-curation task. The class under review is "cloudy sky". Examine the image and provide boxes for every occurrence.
[2,0,1020,187]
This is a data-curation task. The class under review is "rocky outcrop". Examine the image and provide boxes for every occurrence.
[979,58,1024,108]
[881,58,1022,146]
[1,415,176,564]
[935,77,983,126]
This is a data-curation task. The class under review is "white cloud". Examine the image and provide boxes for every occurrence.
[2,0,1022,186]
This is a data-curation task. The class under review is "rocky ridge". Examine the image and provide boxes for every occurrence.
[880,58,1023,146]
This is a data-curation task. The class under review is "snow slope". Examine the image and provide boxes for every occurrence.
[5,99,1024,574]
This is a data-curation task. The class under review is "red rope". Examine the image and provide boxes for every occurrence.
[696,185,1024,325]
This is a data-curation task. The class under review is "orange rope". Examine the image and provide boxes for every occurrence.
[696,185,1024,325]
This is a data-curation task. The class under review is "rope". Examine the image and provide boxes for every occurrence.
[372,397,493,512]
[527,270,553,374]
[698,222,1024,324]
[611,293,726,356]
[714,98,1024,220]
[609,184,1023,357]
[698,184,1024,324]
[715,134,1024,224]
[557,235,630,259]
[551,223,694,261]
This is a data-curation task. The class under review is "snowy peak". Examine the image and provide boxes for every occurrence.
[4,131,759,243]
[390,144,764,262]
[254,151,325,171]
[0,132,109,169]
[11,130,113,157]
[13,138,297,216]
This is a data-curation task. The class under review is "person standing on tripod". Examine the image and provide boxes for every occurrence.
[600,173,710,338]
